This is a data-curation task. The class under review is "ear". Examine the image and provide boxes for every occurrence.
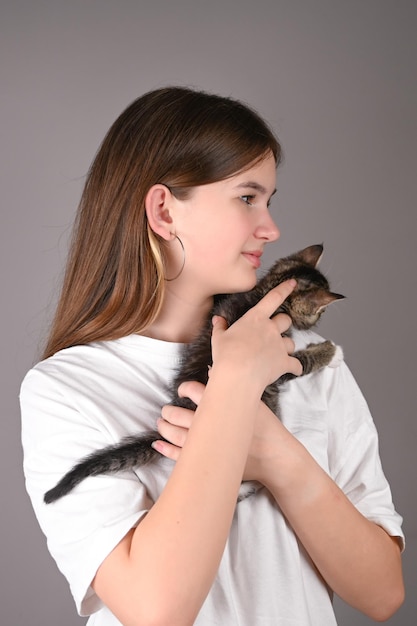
[314,290,346,313]
[297,244,324,267]
[145,184,175,241]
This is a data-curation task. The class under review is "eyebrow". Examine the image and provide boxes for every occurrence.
[234,182,277,196]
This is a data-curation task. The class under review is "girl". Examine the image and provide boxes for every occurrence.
[21,87,404,625]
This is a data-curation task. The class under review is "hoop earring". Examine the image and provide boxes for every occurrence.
[165,234,186,281]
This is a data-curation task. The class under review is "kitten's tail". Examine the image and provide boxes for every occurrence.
[43,433,159,504]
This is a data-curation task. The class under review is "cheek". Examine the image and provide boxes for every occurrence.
[182,207,251,264]
[190,224,232,255]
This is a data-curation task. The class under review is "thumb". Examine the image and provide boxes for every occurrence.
[177,380,206,405]
[211,315,228,333]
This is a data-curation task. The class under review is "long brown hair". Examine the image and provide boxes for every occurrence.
[43,87,281,359]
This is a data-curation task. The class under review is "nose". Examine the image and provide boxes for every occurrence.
[255,209,280,243]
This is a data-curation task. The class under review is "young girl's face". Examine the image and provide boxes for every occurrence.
[172,152,280,300]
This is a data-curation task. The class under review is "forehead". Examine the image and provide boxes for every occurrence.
[183,152,277,201]
[222,152,277,192]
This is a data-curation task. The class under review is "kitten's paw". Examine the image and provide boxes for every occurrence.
[328,344,344,368]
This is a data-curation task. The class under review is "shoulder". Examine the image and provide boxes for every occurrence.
[20,335,185,449]
[20,340,115,404]
[21,334,183,396]
[282,329,371,427]
[291,328,333,351]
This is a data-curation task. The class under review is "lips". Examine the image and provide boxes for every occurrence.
[242,251,262,269]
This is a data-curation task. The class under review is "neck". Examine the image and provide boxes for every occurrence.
[141,287,214,343]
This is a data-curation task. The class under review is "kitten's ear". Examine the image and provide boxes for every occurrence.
[297,244,324,267]
[314,290,345,313]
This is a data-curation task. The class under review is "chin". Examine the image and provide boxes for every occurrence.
[225,274,257,294]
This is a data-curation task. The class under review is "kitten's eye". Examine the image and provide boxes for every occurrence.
[241,195,255,206]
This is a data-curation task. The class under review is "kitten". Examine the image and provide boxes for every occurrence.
[44,244,344,504]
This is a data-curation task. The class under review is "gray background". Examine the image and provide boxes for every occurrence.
[2,1,416,624]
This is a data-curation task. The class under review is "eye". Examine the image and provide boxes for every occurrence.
[241,195,255,206]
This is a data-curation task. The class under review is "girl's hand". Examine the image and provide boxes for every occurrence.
[153,279,302,462]
[154,381,290,489]
[152,381,204,460]
[242,400,293,484]
[211,279,302,390]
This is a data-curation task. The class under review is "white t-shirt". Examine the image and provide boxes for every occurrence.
[20,330,404,625]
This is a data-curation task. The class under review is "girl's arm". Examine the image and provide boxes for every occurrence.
[92,280,302,626]
[247,402,404,622]
[157,383,404,623]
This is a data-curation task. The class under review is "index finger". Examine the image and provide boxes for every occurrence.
[254,279,297,316]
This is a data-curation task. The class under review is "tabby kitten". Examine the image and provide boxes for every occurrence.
[44,244,344,504]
